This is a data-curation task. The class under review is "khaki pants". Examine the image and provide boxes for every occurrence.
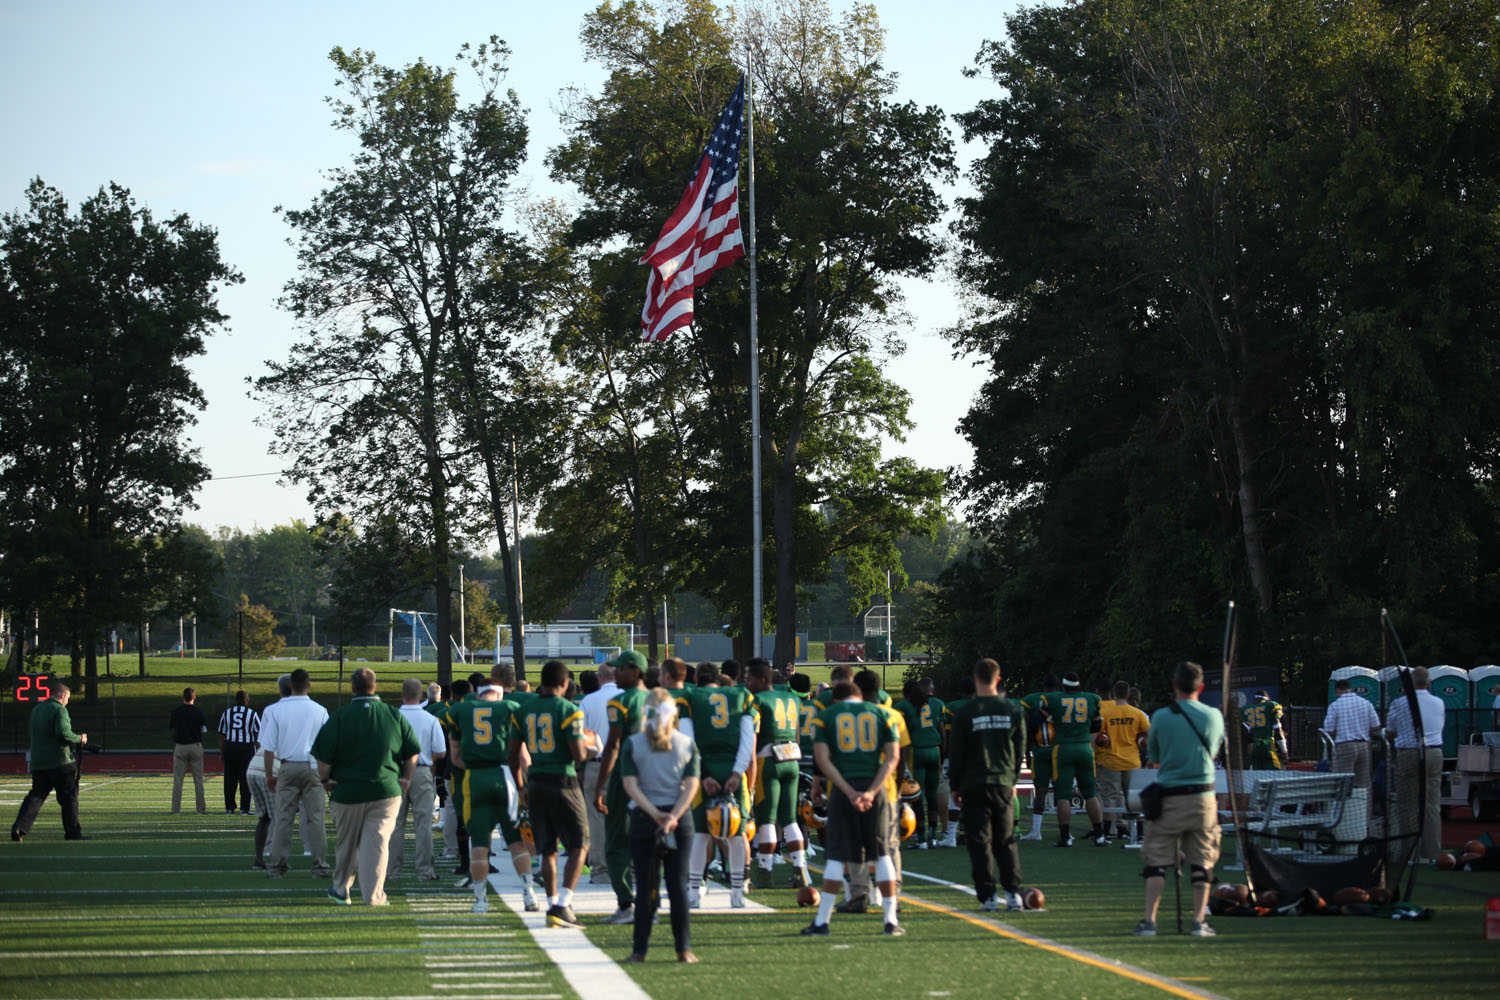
[1331,741,1372,791]
[172,743,206,813]
[1097,768,1129,834]
[1142,792,1220,871]
[268,762,328,874]
[388,766,437,878]
[1392,746,1443,861]
[581,760,609,881]
[331,796,403,905]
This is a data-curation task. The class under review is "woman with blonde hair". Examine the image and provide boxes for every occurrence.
[619,687,700,963]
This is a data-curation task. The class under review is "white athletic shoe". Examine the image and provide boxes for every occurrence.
[1005,891,1024,912]
[938,834,958,848]
[730,887,746,908]
[522,888,539,912]
[472,896,489,914]
[688,886,701,909]
[1020,831,1044,841]
[979,896,999,912]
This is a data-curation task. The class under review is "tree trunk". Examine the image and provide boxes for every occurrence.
[137,623,146,678]
[772,459,799,667]
[1227,393,1276,616]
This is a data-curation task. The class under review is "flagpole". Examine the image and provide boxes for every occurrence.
[744,48,763,660]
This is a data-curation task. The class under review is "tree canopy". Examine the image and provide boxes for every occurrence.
[0,180,240,699]
[941,0,1500,698]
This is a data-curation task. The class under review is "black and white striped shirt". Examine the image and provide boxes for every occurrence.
[219,704,261,745]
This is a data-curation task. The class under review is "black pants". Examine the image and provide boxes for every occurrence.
[961,784,1021,901]
[222,743,255,811]
[629,808,693,956]
[12,766,83,839]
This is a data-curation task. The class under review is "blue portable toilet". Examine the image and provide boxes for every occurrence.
[1469,665,1500,739]
[1426,666,1468,757]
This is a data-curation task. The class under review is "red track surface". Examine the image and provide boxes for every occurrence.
[0,751,216,774]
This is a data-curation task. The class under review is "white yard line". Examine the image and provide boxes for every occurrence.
[487,870,650,1000]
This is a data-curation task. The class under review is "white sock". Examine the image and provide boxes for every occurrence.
[547,895,558,907]
[689,833,709,890]
[758,851,775,871]
[473,879,487,901]
[729,839,746,889]
[789,848,807,872]
[883,894,899,924]
[816,860,843,924]
[1030,814,1043,835]
[558,887,573,908]
[947,820,959,837]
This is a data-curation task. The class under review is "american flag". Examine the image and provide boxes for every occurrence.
[639,78,745,343]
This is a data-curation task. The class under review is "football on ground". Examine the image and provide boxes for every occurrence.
[1023,887,1045,909]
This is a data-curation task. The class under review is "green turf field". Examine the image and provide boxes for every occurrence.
[4,772,1497,999]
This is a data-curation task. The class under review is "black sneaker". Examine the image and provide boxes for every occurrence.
[884,922,906,936]
[1055,836,1074,847]
[546,905,584,929]
[10,829,22,842]
[800,922,831,936]
[453,862,468,875]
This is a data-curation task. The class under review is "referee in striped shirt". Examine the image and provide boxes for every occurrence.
[220,691,261,814]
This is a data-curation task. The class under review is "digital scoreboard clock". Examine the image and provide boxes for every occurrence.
[12,673,55,702]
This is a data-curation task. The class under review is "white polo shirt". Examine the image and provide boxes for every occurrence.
[259,694,329,763]
[399,703,447,766]
[1386,689,1445,749]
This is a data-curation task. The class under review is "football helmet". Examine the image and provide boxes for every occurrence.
[743,815,757,844]
[798,793,827,831]
[899,773,922,801]
[899,803,917,841]
[518,808,535,849]
[706,795,742,840]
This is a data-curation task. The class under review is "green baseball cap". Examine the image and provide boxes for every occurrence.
[606,649,647,671]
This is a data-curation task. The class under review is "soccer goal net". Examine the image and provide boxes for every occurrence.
[388,609,465,663]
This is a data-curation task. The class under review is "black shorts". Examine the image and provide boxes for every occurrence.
[825,777,891,865]
[527,772,588,855]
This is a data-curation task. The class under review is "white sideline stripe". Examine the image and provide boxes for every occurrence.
[115,996,562,1000]
[430,972,543,978]
[0,888,346,895]
[489,874,649,1000]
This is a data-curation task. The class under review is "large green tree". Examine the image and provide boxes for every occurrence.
[256,41,550,683]
[944,0,1500,696]
[0,181,240,700]
[544,0,950,661]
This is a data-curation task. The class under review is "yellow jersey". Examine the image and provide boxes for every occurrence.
[1096,702,1150,770]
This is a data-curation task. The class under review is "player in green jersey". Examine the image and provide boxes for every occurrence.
[805,680,904,937]
[746,659,811,889]
[592,650,650,924]
[509,661,589,929]
[1018,675,1057,841]
[676,668,758,908]
[895,679,944,849]
[1244,690,1286,769]
[436,679,474,874]
[1041,672,1108,846]
[448,679,537,914]
[949,657,1028,912]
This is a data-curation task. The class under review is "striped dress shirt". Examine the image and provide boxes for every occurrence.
[219,705,261,744]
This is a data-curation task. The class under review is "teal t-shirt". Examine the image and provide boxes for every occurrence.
[1146,700,1225,787]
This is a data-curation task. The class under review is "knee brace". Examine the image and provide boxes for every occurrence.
[874,855,897,884]
[1142,865,1167,880]
[1190,865,1213,885]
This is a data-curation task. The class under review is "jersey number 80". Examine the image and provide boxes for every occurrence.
[835,712,880,752]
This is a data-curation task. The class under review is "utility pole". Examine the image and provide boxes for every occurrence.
[458,564,467,665]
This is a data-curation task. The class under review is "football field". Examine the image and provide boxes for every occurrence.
[3,773,1497,1000]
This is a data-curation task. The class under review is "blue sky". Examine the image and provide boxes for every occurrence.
[1,0,1019,536]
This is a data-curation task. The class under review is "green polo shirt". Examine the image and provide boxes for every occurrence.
[311,696,420,804]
